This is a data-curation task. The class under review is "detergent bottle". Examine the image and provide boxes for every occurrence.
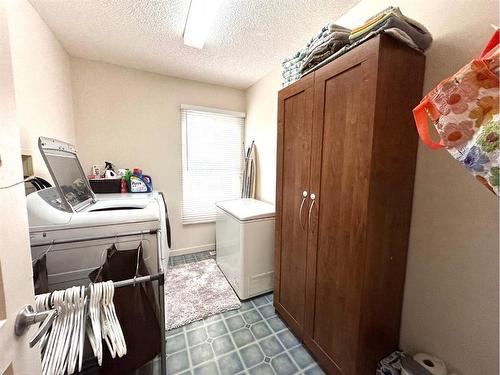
[128,168,153,193]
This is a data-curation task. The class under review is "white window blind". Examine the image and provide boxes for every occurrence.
[181,105,245,224]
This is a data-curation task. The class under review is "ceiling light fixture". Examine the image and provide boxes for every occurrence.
[183,0,222,49]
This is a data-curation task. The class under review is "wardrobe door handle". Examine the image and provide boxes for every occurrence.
[298,191,308,230]
[308,193,316,229]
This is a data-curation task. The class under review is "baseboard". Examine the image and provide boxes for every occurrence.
[169,243,215,257]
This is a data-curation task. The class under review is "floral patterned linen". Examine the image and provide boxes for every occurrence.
[413,30,500,196]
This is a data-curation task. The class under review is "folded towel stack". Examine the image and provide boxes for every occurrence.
[282,23,351,87]
[349,6,432,51]
[281,8,432,87]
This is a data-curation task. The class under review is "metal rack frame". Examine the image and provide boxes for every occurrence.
[33,228,167,375]
[30,229,160,248]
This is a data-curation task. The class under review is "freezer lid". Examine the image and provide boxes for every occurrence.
[215,198,275,221]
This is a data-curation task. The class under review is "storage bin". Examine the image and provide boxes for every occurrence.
[89,178,122,193]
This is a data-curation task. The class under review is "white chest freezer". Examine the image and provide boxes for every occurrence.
[215,198,275,300]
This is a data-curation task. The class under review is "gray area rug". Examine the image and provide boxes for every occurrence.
[165,259,241,330]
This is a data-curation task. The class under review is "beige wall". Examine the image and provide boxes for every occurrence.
[7,0,75,182]
[244,67,282,204]
[244,1,499,374]
[71,58,246,253]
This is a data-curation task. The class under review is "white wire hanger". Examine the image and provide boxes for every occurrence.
[34,240,139,375]
[100,281,126,358]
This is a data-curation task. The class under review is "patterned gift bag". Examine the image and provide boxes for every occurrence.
[413,30,499,195]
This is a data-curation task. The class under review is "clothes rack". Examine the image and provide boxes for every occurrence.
[33,228,166,375]
[30,229,159,248]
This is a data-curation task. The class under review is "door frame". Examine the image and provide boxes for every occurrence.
[0,0,42,373]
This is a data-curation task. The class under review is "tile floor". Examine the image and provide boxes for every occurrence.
[162,251,325,375]
[168,250,216,267]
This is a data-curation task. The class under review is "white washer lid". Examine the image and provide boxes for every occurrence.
[215,198,275,221]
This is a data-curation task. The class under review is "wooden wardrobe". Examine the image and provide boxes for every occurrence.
[274,35,426,375]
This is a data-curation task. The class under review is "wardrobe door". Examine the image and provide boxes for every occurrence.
[275,74,314,336]
[304,40,379,375]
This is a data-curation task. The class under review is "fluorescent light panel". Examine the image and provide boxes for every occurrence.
[183,0,222,49]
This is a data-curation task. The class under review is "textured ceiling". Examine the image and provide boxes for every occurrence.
[29,0,358,89]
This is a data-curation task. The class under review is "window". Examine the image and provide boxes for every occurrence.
[181,105,245,224]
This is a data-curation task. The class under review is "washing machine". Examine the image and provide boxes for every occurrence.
[215,198,275,300]
[27,137,171,290]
